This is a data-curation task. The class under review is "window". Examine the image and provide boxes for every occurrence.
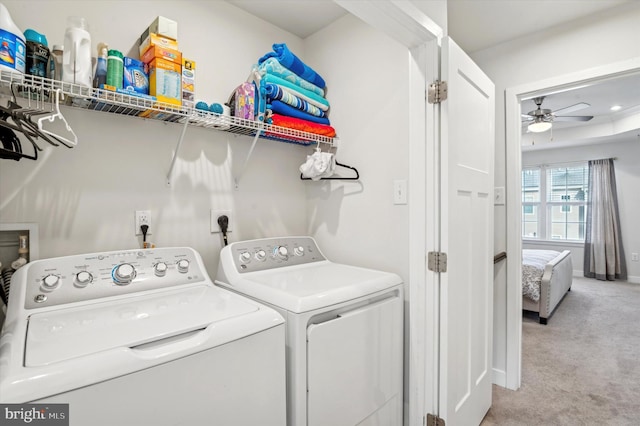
[522,163,588,241]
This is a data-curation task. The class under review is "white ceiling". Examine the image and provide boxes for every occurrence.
[225,0,640,150]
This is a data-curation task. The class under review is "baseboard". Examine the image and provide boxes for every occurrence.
[492,368,506,387]
[574,270,639,284]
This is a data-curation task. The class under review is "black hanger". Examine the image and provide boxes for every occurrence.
[300,161,360,181]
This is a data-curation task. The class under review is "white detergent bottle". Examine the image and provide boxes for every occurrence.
[0,2,26,73]
[62,16,91,87]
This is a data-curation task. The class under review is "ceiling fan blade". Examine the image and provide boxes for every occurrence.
[552,102,590,115]
[553,115,594,122]
[521,114,533,121]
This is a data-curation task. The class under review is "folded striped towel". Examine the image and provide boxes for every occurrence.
[263,73,329,111]
[264,83,326,118]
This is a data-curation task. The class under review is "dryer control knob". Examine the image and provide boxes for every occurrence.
[239,252,251,263]
[113,263,136,285]
[177,259,190,273]
[75,271,92,288]
[255,250,267,261]
[154,262,168,277]
[293,246,305,256]
[273,246,288,260]
[42,274,61,290]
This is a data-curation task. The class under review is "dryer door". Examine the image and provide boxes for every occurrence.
[307,295,403,426]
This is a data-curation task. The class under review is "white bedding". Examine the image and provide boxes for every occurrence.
[522,249,561,302]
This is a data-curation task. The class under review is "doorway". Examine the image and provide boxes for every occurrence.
[504,58,640,390]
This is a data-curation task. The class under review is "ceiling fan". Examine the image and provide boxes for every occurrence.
[522,96,593,133]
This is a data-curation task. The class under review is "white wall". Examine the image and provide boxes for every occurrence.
[523,140,640,282]
[470,2,640,384]
[303,15,410,277]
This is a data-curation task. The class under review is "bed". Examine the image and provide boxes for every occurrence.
[522,249,573,324]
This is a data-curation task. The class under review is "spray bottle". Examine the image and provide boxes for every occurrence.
[93,42,107,88]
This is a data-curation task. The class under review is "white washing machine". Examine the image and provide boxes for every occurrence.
[0,247,286,426]
[216,236,404,426]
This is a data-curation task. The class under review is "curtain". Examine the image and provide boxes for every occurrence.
[584,159,627,281]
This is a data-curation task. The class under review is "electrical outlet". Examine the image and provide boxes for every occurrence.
[211,209,232,233]
[632,253,639,262]
[135,210,152,235]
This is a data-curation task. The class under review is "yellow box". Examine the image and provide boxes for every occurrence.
[141,45,182,65]
[148,58,182,106]
[182,58,195,109]
[139,33,179,57]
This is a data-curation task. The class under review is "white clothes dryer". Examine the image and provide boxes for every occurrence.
[216,236,404,426]
[0,247,286,426]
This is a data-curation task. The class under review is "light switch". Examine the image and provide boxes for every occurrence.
[394,180,407,205]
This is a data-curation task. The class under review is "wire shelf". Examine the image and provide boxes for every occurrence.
[0,70,335,147]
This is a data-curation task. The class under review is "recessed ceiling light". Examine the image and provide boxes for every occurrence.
[610,105,622,111]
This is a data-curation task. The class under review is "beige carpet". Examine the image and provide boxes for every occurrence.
[482,276,640,425]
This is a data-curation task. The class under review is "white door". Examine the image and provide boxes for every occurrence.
[438,36,495,425]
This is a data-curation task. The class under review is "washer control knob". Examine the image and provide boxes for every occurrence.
[42,274,61,291]
[113,263,136,285]
[239,252,252,263]
[293,246,305,257]
[177,259,190,273]
[255,250,267,261]
[273,246,288,260]
[154,262,168,277]
[75,271,92,288]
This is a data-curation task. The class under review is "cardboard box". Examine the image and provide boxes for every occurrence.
[182,58,195,109]
[141,45,182,65]
[139,33,179,57]
[123,57,149,95]
[140,16,178,43]
[148,58,182,107]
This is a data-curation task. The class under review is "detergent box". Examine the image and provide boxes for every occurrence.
[141,45,182,65]
[139,33,179,57]
[148,57,181,107]
[181,58,195,109]
[123,57,149,95]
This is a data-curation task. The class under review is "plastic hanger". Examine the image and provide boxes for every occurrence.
[37,89,78,147]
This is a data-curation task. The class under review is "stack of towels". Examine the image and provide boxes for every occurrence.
[256,43,336,141]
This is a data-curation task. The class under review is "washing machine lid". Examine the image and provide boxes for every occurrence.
[24,284,261,366]
[222,262,402,313]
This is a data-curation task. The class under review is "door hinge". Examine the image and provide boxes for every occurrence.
[428,251,447,273]
[428,80,448,104]
[426,413,445,426]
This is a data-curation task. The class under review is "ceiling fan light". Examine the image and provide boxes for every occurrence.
[528,120,552,133]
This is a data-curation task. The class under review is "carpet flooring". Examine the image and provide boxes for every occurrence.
[481,276,640,425]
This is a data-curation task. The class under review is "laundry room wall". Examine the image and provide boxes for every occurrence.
[469,1,640,384]
[303,14,410,278]
[0,1,319,274]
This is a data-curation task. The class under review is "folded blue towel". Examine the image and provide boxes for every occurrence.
[258,43,326,89]
[268,100,331,125]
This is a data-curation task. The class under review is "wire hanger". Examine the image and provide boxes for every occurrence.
[299,144,360,181]
[300,161,359,180]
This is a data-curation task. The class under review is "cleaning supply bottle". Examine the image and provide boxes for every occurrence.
[93,42,107,88]
[24,29,49,78]
[62,16,92,87]
[49,44,63,80]
[0,3,26,73]
[106,49,123,89]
